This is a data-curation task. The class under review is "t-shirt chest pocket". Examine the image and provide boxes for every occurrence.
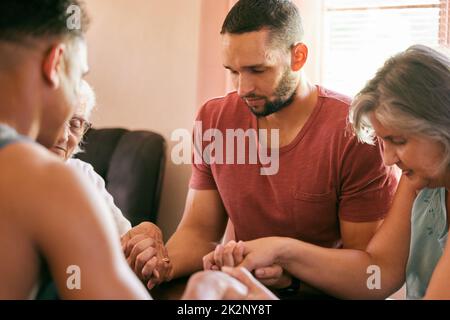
[292,190,334,202]
[290,187,337,216]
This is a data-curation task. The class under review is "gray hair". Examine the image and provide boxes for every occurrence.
[79,79,96,120]
[349,45,450,167]
[73,79,95,156]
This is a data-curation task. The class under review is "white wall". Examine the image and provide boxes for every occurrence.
[296,0,324,85]
[84,0,323,239]
[85,0,202,238]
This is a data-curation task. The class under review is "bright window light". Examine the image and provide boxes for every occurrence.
[322,0,448,96]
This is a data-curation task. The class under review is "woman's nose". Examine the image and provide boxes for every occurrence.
[382,142,400,166]
[56,123,70,144]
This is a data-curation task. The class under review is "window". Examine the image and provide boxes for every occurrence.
[322,0,449,96]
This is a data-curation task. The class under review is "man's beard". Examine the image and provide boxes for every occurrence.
[246,68,298,117]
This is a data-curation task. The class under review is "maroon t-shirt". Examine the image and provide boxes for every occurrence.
[189,86,398,248]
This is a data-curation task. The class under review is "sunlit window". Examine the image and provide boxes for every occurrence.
[322,0,449,96]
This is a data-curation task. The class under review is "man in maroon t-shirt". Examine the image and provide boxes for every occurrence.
[125,0,398,292]
[165,0,397,289]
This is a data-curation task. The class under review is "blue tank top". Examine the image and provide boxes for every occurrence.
[406,187,448,299]
[0,123,26,148]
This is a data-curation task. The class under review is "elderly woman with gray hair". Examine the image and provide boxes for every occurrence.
[205,45,450,300]
[46,80,270,299]
[49,80,173,291]
[50,80,132,235]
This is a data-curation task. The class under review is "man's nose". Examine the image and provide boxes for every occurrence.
[236,74,255,97]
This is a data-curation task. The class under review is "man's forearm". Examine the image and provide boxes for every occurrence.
[277,238,401,299]
[166,229,218,280]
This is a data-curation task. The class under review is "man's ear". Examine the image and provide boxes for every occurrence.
[42,44,66,89]
[291,43,308,72]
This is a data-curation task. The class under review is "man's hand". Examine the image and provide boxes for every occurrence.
[253,264,293,289]
[121,222,172,289]
[203,240,244,270]
[203,239,292,289]
[237,237,284,270]
[182,267,277,300]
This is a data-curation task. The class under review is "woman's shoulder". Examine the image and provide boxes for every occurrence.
[67,158,94,173]
[415,187,446,204]
[412,187,447,225]
[66,158,105,187]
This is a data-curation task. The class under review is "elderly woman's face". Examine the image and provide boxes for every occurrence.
[370,113,447,190]
[50,102,90,161]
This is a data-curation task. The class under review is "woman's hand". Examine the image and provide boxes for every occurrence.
[203,237,291,289]
[121,222,173,289]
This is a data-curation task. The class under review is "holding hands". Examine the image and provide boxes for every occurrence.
[121,222,173,289]
[202,238,293,289]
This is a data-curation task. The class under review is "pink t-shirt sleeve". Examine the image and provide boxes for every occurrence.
[189,102,218,191]
[189,161,217,190]
[338,138,398,222]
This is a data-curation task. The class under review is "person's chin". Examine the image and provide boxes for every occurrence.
[50,147,66,159]
[422,179,445,189]
[407,174,433,190]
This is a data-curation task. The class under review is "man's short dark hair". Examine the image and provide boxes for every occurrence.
[0,0,89,43]
[221,0,303,50]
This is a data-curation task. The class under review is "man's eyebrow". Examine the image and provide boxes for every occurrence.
[244,64,266,69]
[224,64,266,70]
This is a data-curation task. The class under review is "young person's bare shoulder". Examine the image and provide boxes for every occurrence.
[0,142,82,222]
[0,141,61,173]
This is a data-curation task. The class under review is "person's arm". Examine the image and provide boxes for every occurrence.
[337,136,399,249]
[204,207,383,290]
[424,242,450,299]
[67,159,132,236]
[251,219,382,292]
[166,189,228,279]
[240,177,416,299]
[17,145,150,299]
[222,219,236,244]
[340,220,383,250]
[121,222,170,289]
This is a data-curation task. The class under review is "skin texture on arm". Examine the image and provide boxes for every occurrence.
[254,218,383,290]
[1,143,150,299]
[202,206,382,290]
[260,219,383,290]
[340,219,383,250]
[222,219,236,244]
[425,240,450,299]
[239,176,417,299]
[166,189,228,279]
